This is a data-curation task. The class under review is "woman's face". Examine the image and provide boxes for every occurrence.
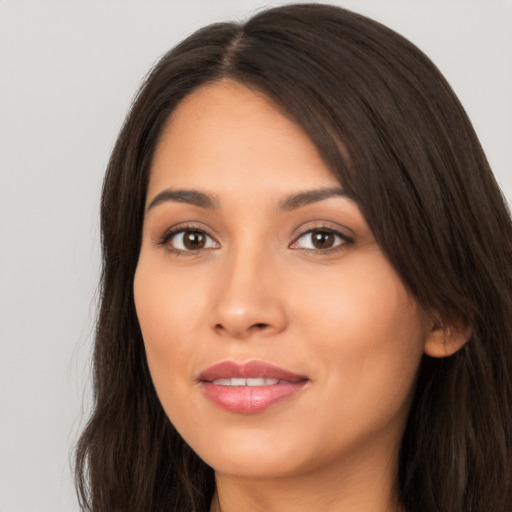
[134,81,433,480]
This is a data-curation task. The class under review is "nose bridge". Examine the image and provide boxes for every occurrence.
[209,235,286,338]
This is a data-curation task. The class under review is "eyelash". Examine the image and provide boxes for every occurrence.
[157,225,353,255]
[157,224,219,255]
[290,227,353,253]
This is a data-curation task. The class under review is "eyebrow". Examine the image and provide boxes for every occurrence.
[146,186,351,213]
[147,189,218,211]
[278,187,351,211]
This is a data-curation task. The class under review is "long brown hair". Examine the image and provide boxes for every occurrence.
[75,4,512,511]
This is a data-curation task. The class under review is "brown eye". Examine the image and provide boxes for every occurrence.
[165,229,218,252]
[183,230,206,250]
[291,229,348,251]
[311,231,335,249]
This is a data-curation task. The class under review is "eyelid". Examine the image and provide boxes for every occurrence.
[289,225,354,252]
[154,221,353,254]
[157,223,220,253]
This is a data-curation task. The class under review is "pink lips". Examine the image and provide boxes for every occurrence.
[198,361,308,414]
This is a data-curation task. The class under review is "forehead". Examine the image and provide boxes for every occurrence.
[147,80,340,199]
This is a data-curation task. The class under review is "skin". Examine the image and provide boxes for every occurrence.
[133,80,458,512]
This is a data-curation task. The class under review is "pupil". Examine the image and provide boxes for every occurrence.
[313,231,334,249]
[184,231,205,250]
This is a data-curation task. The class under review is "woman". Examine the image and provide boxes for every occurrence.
[75,4,512,511]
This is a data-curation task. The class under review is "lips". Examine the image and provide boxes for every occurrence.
[198,361,309,413]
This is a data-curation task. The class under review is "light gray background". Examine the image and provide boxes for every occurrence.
[1,1,511,510]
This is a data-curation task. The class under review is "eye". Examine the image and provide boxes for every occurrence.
[290,228,350,251]
[161,228,219,252]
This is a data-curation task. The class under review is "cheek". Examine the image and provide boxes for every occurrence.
[133,261,203,400]
[134,258,206,344]
[291,255,427,410]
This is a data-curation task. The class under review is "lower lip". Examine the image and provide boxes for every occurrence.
[201,381,307,413]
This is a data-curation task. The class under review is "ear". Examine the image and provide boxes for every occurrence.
[423,319,472,358]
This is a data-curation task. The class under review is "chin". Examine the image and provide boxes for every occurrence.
[179,419,314,478]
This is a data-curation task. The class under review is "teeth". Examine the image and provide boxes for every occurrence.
[212,377,280,386]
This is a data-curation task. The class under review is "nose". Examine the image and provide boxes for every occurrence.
[209,247,288,340]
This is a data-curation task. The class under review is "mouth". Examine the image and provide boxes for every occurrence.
[198,361,309,414]
[210,377,281,386]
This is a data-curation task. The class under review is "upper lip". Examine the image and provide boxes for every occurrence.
[198,360,308,383]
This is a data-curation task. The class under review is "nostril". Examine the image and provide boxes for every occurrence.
[213,322,268,336]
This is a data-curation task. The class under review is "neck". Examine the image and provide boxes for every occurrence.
[210,452,404,512]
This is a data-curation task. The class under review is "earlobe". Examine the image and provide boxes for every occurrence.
[424,322,472,358]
